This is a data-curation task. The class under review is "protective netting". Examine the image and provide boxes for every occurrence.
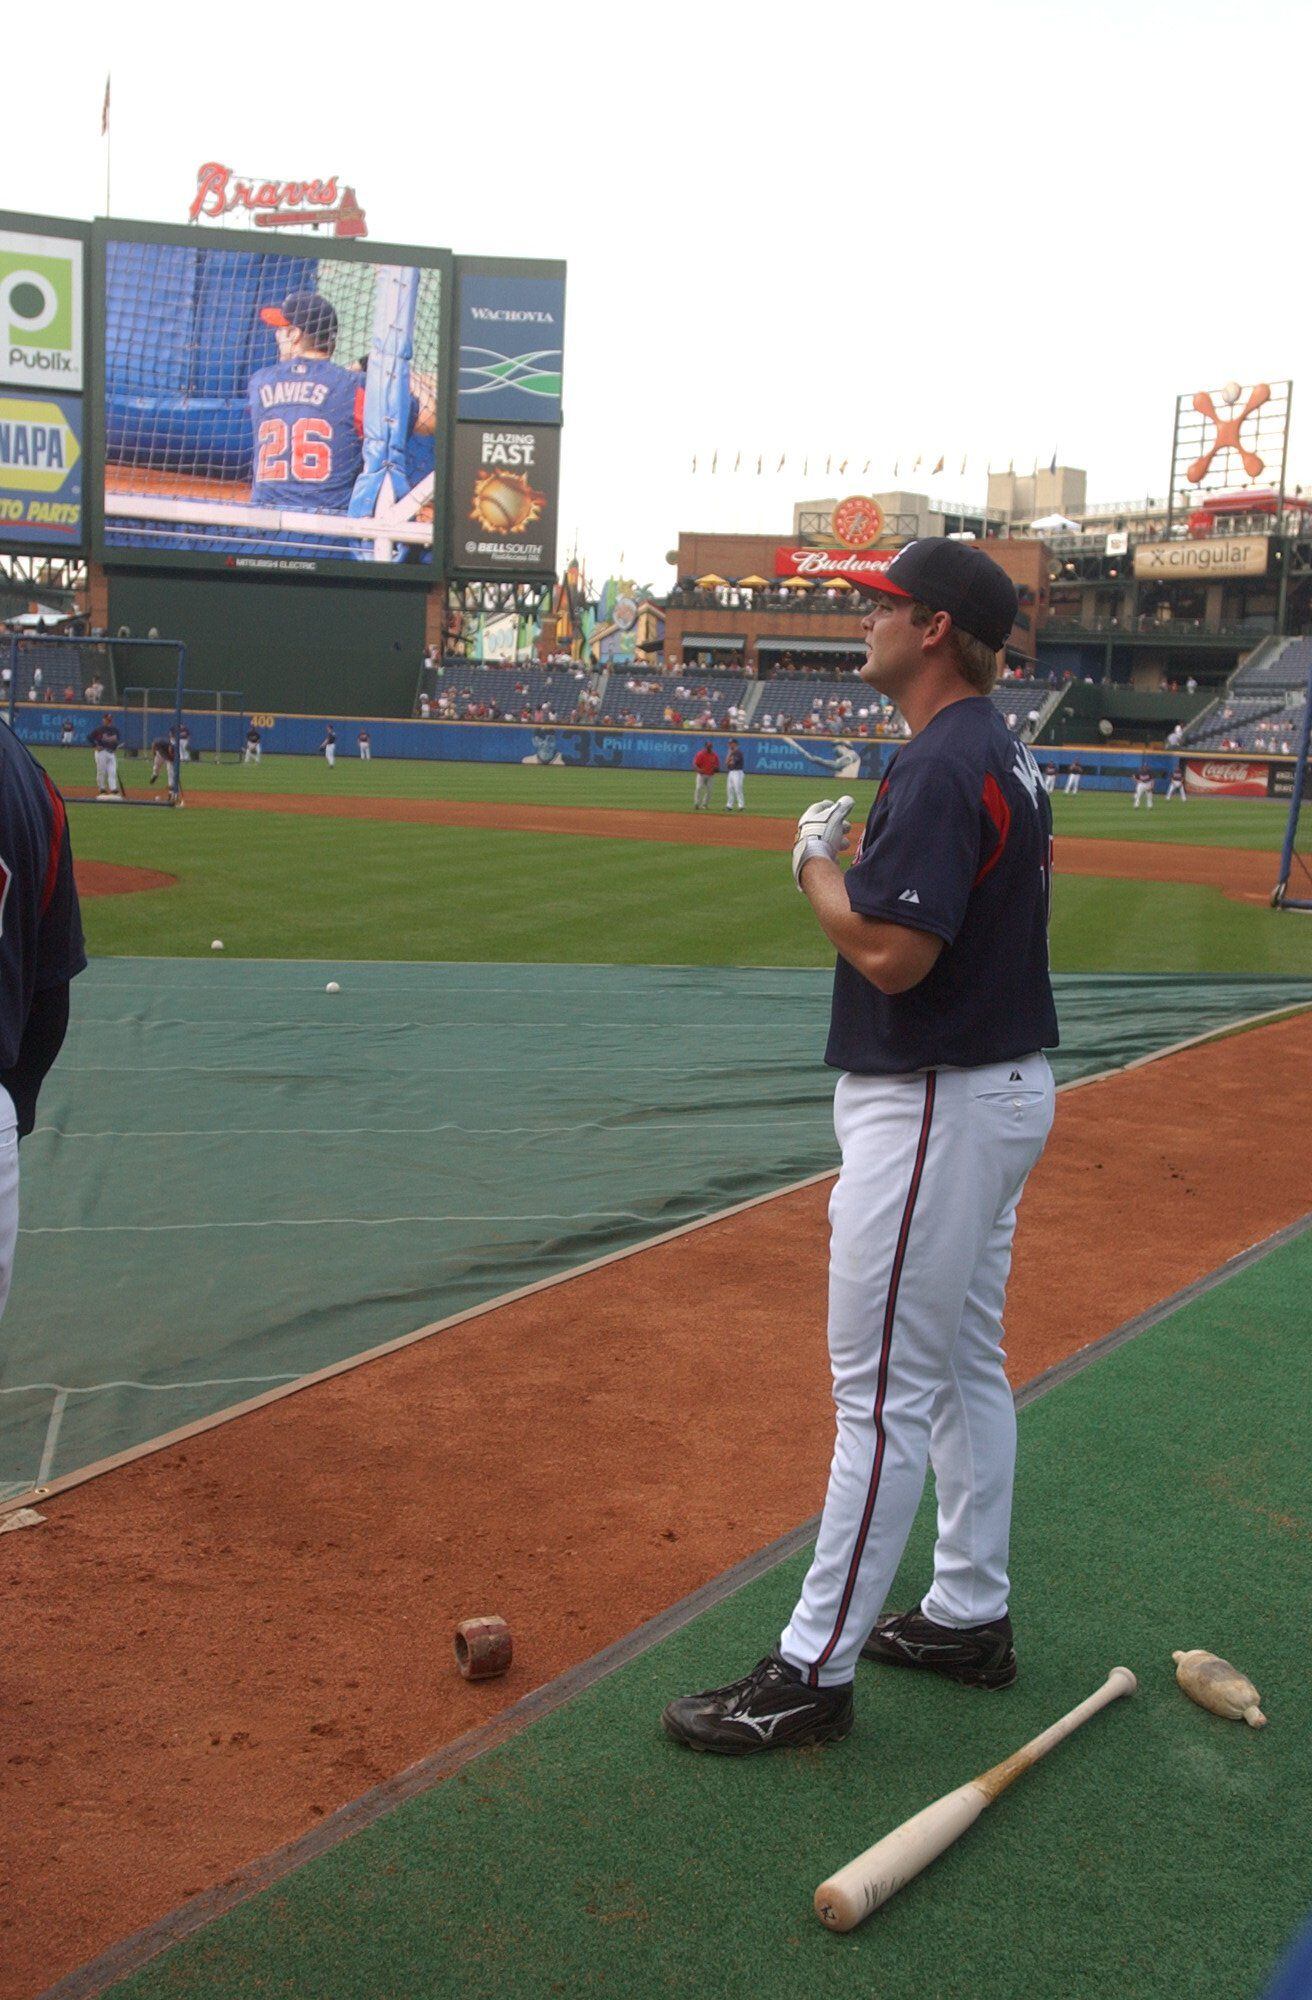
[2,963,1308,1498]
[102,241,441,565]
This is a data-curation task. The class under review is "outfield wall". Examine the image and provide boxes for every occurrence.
[14,706,1292,793]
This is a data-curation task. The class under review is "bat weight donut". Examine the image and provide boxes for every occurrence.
[454,1614,513,1680]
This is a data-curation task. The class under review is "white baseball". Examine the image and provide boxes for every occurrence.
[211,939,224,951]
[326,981,341,994]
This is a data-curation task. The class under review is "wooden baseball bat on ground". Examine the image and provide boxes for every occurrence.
[814,1666,1137,1932]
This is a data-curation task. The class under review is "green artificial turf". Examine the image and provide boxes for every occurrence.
[38,746,1298,852]
[101,1227,1312,2000]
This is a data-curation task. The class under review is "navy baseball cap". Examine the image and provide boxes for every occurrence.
[260,291,339,348]
[854,539,1019,651]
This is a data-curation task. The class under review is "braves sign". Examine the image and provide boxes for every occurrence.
[189,165,368,238]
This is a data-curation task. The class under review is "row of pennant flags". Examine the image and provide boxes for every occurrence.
[689,452,1060,479]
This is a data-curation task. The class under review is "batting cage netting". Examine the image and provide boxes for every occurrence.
[102,242,442,566]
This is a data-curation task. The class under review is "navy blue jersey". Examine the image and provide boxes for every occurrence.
[726,746,745,770]
[826,696,1057,1074]
[248,358,364,512]
[89,724,120,752]
[0,723,86,1070]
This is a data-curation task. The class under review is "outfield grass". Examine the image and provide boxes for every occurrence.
[40,747,1297,853]
[60,791,1312,973]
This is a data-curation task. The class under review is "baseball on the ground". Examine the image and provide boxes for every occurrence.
[325,981,341,993]
[211,940,224,951]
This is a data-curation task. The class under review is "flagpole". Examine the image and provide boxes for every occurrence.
[102,74,112,214]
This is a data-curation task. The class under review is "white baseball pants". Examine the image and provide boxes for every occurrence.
[94,749,119,793]
[1064,774,1080,794]
[726,770,744,809]
[780,1055,1055,1686]
[1133,782,1153,808]
[1166,779,1185,800]
[325,745,336,767]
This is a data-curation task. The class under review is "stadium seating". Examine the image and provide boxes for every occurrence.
[3,638,117,706]
[422,664,592,721]
[1231,635,1312,693]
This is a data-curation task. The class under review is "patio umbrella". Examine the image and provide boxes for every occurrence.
[779,576,812,590]
[824,576,854,589]
[737,575,770,588]
[695,573,728,588]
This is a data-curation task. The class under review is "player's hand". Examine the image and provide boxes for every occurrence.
[792,795,855,891]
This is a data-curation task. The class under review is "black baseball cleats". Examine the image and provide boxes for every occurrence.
[662,1652,854,1755]
[860,1607,1017,1688]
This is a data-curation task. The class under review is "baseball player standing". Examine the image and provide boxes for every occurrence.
[692,741,719,810]
[0,717,86,1328]
[1064,760,1082,795]
[1132,763,1154,809]
[664,540,1057,1753]
[724,738,746,811]
[358,730,371,761]
[243,726,262,764]
[320,726,337,768]
[87,712,122,798]
[1165,758,1187,802]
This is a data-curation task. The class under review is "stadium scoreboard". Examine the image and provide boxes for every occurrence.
[0,209,565,586]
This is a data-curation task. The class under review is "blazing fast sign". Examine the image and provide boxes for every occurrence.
[188,165,367,238]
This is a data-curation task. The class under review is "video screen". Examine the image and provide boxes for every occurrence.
[101,238,443,574]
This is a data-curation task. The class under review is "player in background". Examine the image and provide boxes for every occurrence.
[249,292,437,546]
[1043,765,1057,795]
[319,726,337,768]
[692,740,719,810]
[1132,764,1154,809]
[1165,759,1187,802]
[1064,760,1082,795]
[59,717,74,749]
[724,738,746,811]
[0,717,87,1329]
[243,726,262,764]
[358,730,371,761]
[178,725,192,763]
[88,712,122,798]
[148,732,175,786]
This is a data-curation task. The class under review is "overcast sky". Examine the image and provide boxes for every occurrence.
[4,0,1308,590]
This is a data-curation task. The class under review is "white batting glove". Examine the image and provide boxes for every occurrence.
[792,795,855,891]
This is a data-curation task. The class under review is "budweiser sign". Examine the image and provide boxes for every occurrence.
[189,164,368,238]
[774,546,899,582]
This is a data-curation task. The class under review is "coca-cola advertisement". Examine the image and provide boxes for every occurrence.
[774,546,899,584]
[1183,758,1268,797]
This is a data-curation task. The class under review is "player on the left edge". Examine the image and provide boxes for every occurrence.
[0,712,87,1328]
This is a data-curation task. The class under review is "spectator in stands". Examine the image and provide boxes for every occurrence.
[85,677,104,704]
[31,666,42,698]
[62,686,75,704]
[419,692,431,718]
[692,740,720,811]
